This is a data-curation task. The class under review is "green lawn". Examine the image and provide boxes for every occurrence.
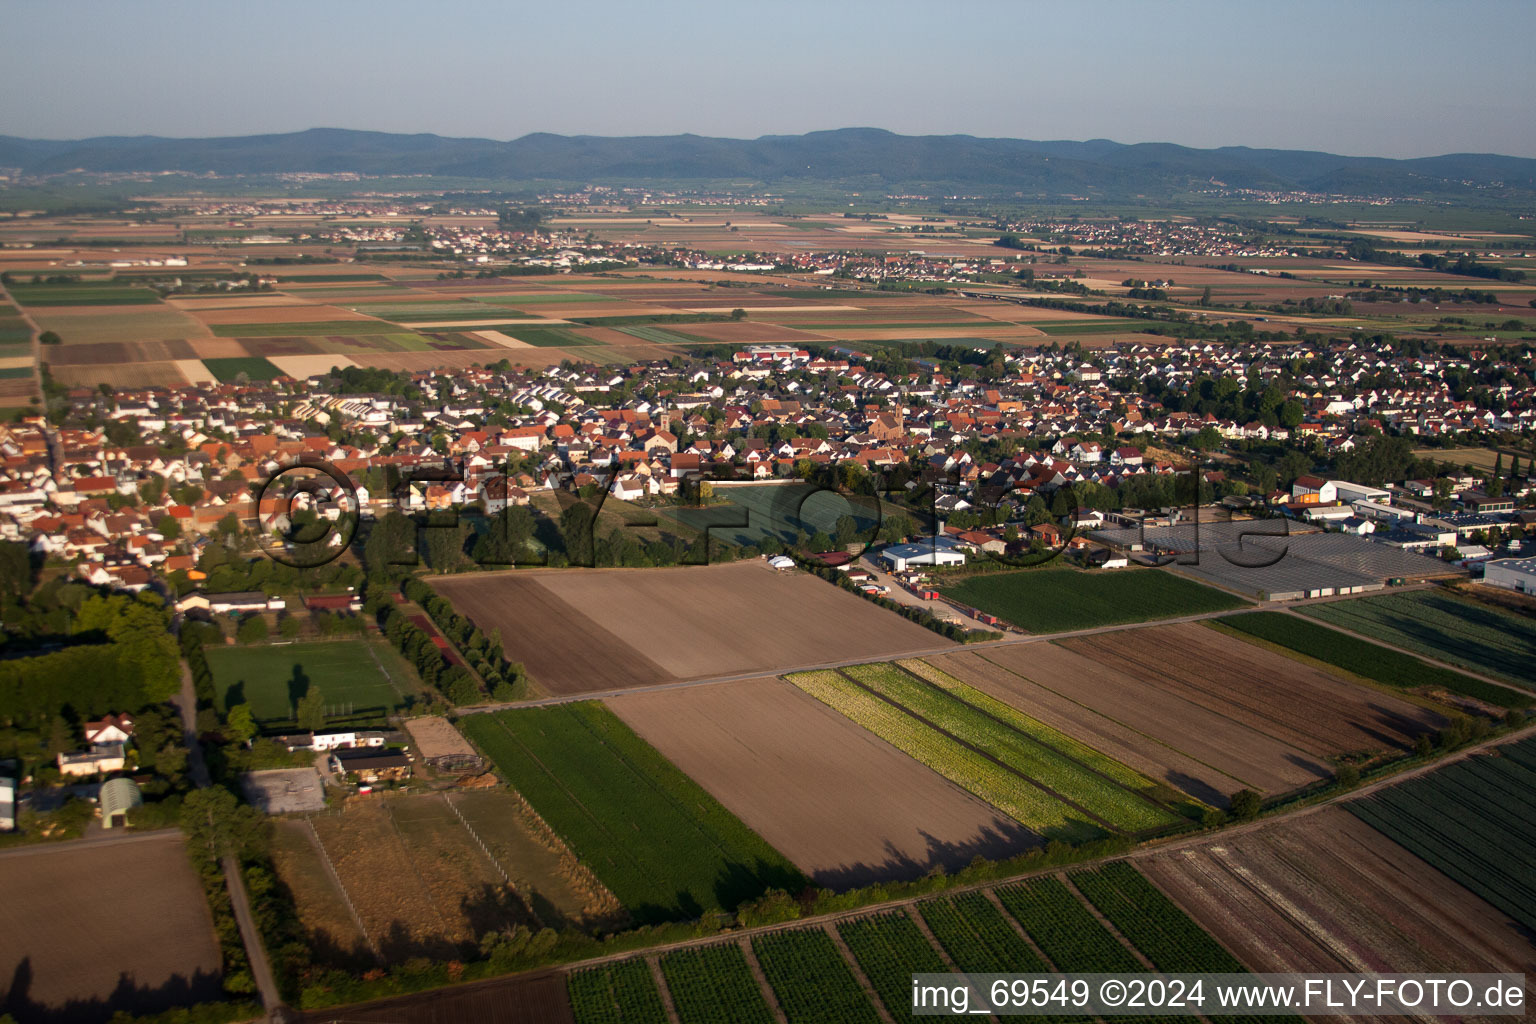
[204,639,421,728]
[942,568,1244,633]
[203,356,284,382]
[1300,590,1536,690]
[460,702,803,923]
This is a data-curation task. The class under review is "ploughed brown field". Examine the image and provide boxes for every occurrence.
[608,676,1032,887]
[432,561,946,696]
[930,623,1441,805]
[1059,623,1446,759]
[1139,806,1536,986]
[0,833,223,1018]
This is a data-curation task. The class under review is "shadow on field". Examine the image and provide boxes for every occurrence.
[811,821,1037,892]
[1,957,225,1024]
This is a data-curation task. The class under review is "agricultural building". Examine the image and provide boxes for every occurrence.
[879,540,966,572]
[1483,556,1536,595]
[99,777,143,829]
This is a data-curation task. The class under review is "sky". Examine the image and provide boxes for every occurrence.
[5,0,1535,159]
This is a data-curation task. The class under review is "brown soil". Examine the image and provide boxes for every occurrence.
[0,833,223,1014]
[609,676,1034,887]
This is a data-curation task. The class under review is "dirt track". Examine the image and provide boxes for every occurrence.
[609,676,1034,888]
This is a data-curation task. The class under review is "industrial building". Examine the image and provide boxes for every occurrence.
[1483,556,1536,595]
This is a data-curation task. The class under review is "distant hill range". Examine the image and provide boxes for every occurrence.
[2,127,1534,197]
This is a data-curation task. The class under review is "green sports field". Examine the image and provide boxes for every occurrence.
[942,567,1245,633]
[204,638,422,728]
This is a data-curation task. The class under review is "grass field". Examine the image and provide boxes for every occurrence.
[204,639,422,727]
[460,702,804,923]
[1213,611,1531,708]
[203,356,284,381]
[942,567,1245,633]
[1300,590,1536,689]
[661,482,885,549]
[500,327,600,347]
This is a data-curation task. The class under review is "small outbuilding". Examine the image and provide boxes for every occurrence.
[99,777,143,829]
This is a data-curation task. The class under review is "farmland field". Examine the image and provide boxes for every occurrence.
[935,643,1326,800]
[0,832,223,1018]
[1213,610,1531,709]
[460,702,803,922]
[608,675,1033,888]
[787,668,1102,841]
[204,638,422,728]
[431,562,944,696]
[839,662,1183,832]
[1344,737,1536,931]
[751,929,881,1024]
[305,796,528,960]
[269,818,372,965]
[1300,590,1536,689]
[837,913,948,1020]
[659,943,777,1024]
[202,355,284,381]
[209,320,385,337]
[1057,622,1445,761]
[1142,805,1536,987]
[941,567,1244,633]
[568,959,668,1024]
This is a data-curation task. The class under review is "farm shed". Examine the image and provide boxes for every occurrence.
[1483,556,1536,595]
[879,540,966,572]
[330,748,412,784]
[99,777,143,829]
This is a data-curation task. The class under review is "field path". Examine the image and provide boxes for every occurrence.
[175,659,287,1020]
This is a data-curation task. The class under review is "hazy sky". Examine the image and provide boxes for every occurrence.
[6,0,1535,158]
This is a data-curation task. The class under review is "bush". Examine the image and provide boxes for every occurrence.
[236,614,268,644]
[736,888,801,928]
[1228,788,1262,820]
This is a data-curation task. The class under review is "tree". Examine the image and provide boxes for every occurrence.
[179,786,267,864]
[236,614,268,644]
[295,683,326,731]
[156,514,181,541]
[226,704,258,745]
[1277,399,1305,430]
[38,331,61,346]
[1228,788,1262,820]
[278,614,301,639]
[1199,286,1212,307]
[730,307,747,321]
[0,540,34,598]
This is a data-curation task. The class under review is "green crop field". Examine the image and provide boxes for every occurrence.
[210,320,388,337]
[460,702,803,923]
[1300,590,1536,689]
[842,662,1181,832]
[943,568,1244,633]
[921,891,1047,972]
[1032,319,1150,335]
[1214,611,1530,708]
[787,669,1102,841]
[8,284,161,306]
[751,929,881,1024]
[203,356,284,382]
[568,959,669,1024]
[204,639,421,728]
[837,913,947,1020]
[497,327,599,347]
[1346,736,1536,931]
[660,943,777,1024]
[615,325,719,345]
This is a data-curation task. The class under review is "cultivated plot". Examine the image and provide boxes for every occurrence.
[1141,805,1536,984]
[0,833,223,1018]
[608,675,1033,887]
[941,567,1244,633]
[432,561,944,696]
